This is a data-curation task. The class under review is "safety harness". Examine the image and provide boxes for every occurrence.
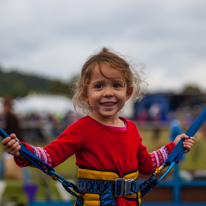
[76,167,140,206]
[0,107,206,206]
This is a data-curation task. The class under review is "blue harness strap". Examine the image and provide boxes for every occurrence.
[165,106,206,166]
[0,127,55,175]
[140,106,206,197]
[0,128,55,174]
[0,128,83,198]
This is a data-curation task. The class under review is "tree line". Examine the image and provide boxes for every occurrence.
[0,66,203,99]
[0,68,77,98]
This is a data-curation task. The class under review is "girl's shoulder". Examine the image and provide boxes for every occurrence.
[119,116,137,127]
[64,116,96,132]
[61,116,89,141]
[74,115,92,124]
[65,116,89,129]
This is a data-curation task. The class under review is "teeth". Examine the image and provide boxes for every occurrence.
[102,102,115,105]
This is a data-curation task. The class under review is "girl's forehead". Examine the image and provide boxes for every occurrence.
[91,63,125,79]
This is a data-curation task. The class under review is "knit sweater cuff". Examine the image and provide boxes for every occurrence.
[165,141,176,154]
[14,142,34,167]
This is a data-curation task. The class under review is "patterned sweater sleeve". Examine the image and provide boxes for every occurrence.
[137,132,175,175]
[14,119,86,168]
[149,143,175,172]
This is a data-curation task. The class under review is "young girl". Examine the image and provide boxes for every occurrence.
[2,47,194,206]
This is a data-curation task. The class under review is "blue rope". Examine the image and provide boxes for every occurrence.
[0,128,81,196]
[165,106,206,166]
[156,162,175,183]
[140,106,206,197]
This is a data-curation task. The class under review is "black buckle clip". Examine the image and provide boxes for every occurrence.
[114,178,134,197]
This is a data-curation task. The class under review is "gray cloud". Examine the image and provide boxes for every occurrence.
[0,0,206,92]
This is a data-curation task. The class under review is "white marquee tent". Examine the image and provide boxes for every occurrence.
[0,94,74,115]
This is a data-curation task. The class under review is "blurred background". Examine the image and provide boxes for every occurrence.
[0,0,206,205]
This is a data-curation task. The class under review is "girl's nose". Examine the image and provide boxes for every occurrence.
[103,87,114,97]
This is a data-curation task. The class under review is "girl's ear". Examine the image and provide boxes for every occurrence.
[83,94,89,103]
[126,87,133,101]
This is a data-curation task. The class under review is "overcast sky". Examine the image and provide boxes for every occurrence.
[0,0,206,93]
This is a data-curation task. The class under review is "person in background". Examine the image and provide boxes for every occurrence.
[0,96,30,181]
[3,96,23,142]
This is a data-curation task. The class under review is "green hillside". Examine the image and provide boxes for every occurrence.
[0,67,75,98]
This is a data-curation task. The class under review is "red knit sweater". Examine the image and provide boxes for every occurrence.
[15,116,175,206]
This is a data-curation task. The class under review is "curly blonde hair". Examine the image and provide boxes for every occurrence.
[72,47,147,115]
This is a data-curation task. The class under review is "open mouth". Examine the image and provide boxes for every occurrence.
[100,102,116,106]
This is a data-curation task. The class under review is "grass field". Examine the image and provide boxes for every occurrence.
[0,125,206,205]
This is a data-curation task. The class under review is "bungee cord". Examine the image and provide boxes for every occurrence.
[140,107,206,197]
[0,128,82,197]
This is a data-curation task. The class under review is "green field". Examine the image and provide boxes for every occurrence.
[0,126,206,205]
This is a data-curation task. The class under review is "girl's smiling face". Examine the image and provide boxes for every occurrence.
[84,62,133,125]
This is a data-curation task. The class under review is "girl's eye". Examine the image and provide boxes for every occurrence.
[94,84,103,89]
[114,83,121,88]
